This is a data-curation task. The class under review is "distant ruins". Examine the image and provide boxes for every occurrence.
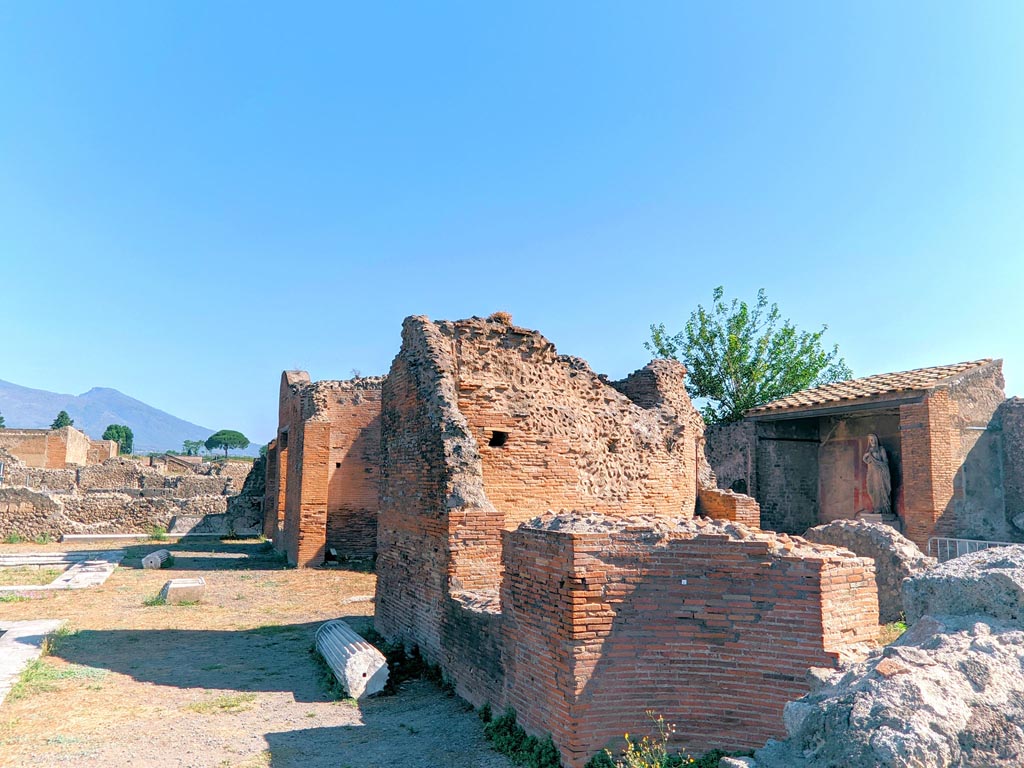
[0,426,117,469]
[0,449,263,540]
[705,359,1024,549]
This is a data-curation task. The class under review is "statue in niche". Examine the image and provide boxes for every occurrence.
[862,434,892,516]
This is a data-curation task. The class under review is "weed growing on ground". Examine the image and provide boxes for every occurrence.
[185,692,258,714]
[2,533,24,544]
[142,594,166,607]
[0,594,29,603]
[32,533,53,545]
[148,525,168,542]
[8,660,107,701]
[481,707,561,768]
[0,567,61,587]
[583,711,753,768]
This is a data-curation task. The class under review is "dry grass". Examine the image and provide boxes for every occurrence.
[0,568,62,587]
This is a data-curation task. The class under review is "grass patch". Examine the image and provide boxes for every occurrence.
[0,568,62,587]
[185,692,258,714]
[148,525,168,542]
[143,594,166,607]
[8,659,107,701]
[0,593,30,603]
[2,533,24,544]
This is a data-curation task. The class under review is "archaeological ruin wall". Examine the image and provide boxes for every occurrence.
[0,426,94,469]
[268,370,383,567]
[375,313,875,768]
[0,450,263,539]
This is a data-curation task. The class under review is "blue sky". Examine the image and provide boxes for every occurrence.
[2,2,1022,444]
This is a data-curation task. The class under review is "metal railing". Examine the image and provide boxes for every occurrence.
[927,537,1017,563]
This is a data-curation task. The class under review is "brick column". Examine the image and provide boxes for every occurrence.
[899,391,956,549]
[294,421,331,567]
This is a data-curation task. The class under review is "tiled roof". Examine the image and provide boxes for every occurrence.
[747,359,995,417]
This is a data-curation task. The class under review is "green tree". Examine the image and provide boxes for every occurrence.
[647,286,852,425]
[0,411,5,429]
[182,439,205,456]
[50,410,74,429]
[102,424,134,455]
[205,429,250,457]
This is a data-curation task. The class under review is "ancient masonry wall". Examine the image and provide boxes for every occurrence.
[87,439,119,464]
[0,452,263,539]
[375,314,867,768]
[275,372,383,567]
[502,516,879,767]
[0,427,94,469]
[1001,398,1024,532]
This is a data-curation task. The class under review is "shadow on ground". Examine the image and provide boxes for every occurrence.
[52,616,375,702]
[117,539,290,571]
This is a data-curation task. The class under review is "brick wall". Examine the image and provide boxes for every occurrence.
[697,487,760,526]
[262,439,279,538]
[755,419,819,533]
[0,431,50,468]
[900,391,957,548]
[501,516,878,768]
[276,375,383,567]
[374,314,868,768]
[704,421,757,496]
[1001,398,1024,534]
[87,439,119,464]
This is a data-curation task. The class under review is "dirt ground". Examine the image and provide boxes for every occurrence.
[0,539,514,768]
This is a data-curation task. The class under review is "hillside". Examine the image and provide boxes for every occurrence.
[0,379,227,454]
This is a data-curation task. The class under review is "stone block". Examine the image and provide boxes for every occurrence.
[159,577,205,604]
[314,619,388,699]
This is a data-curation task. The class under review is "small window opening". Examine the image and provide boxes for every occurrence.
[488,431,509,448]
[607,439,619,453]
[336,462,342,469]
[279,430,289,449]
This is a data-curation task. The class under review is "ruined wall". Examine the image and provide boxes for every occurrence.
[901,363,1008,548]
[87,439,119,464]
[262,439,279,538]
[0,431,50,467]
[755,419,820,534]
[0,453,261,539]
[59,427,90,466]
[1001,398,1024,533]
[817,411,902,523]
[272,371,310,554]
[279,376,383,567]
[441,319,704,530]
[697,487,761,526]
[704,421,757,497]
[501,515,879,768]
[943,363,1009,541]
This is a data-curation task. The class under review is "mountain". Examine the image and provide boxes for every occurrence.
[0,379,227,454]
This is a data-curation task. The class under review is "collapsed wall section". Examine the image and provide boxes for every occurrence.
[502,515,879,768]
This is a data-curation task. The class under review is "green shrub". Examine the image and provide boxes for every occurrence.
[483,707,561,768]
[149,525,168,542]
[3,532,24,544]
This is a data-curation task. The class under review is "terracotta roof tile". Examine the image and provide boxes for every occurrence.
[747,359,994,417]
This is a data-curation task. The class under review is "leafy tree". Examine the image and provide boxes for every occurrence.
[50,410,74,429]
[647,286,852,425]
[259,443,268,459]
[182,439,205,456]
[0,411,5,429]
[205,429,250,457]
[102,424,134,454]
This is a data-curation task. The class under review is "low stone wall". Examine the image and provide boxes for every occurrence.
[803,519,936,623]
[0,453,264,539]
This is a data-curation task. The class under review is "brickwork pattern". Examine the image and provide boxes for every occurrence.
[697,487,760,527]
[501,515,879,767]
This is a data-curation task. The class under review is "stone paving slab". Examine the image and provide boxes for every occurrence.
[0,551,124,592]
[0,619,65,706]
